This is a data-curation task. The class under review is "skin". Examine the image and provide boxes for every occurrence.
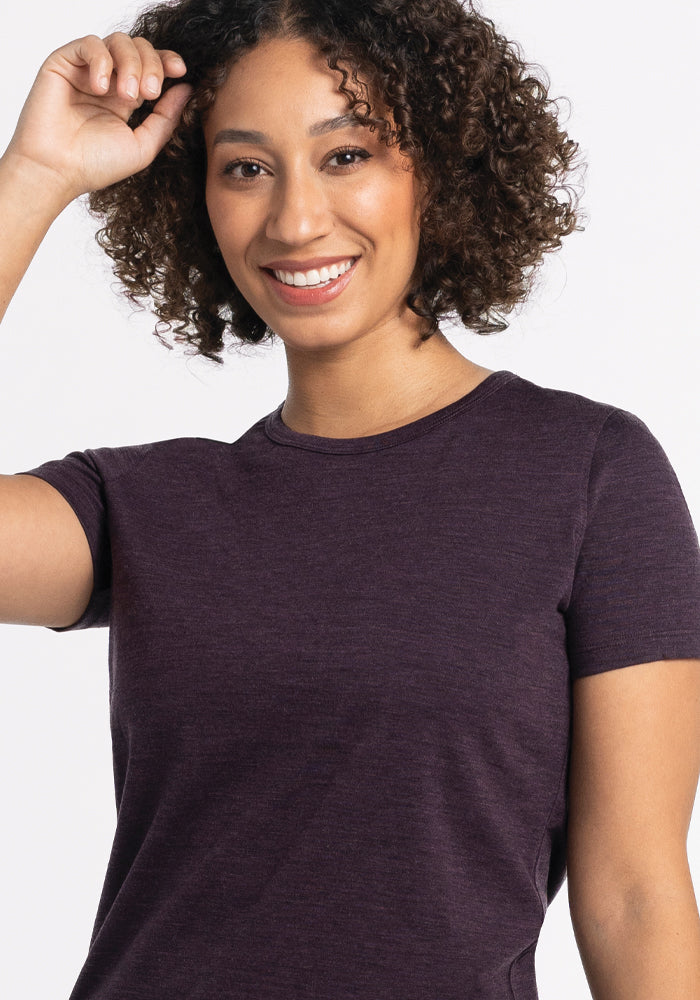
[0,31,192,629]
[203,35,493,438]
[567,659,700,998]
[0,30,699,998]
[203,46,700,997]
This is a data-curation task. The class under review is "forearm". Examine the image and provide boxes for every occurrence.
[572,885,700,1000]
[0,152,73,324]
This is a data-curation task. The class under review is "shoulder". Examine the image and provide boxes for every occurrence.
[488,372,660,468]
[500,372,629,430]
[82,436,232,479]
[22,436,244,508]
[107,436,234,459]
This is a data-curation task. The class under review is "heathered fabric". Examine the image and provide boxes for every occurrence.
[22,370,700,1000]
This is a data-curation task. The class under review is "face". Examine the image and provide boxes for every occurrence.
[203,35,425,354]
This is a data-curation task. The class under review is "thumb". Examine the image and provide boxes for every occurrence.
[131,82,195,167]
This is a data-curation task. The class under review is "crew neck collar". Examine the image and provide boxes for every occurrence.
[264,370,516,454]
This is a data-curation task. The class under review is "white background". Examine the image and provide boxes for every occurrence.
[1,1,698,997]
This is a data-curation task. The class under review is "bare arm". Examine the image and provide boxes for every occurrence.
[0,155,72,324]
[567,658,700,999]
[0,475,95,627]
[0,33,192,625]
[0,32,192,324]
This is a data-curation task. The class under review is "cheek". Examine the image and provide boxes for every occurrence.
[205,191,250,270]
[205,183,226,246]
[354,172,421,244]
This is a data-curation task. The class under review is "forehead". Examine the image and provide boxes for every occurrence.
[206,36,356,127]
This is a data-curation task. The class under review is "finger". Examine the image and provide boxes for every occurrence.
[53,35,114,96]
[103,31,144,102]
[132,37,168,99]
[157,49,188,79]
[131,82,194,168]
[130,41,188,100]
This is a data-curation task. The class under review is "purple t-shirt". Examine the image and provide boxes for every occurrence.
[22,371,700,999]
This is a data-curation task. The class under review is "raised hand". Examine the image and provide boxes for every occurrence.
[4,32,193,207]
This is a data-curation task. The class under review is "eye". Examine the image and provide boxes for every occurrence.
[222,159,269,181]
[325,147,373,171]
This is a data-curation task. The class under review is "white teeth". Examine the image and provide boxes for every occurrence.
[272,259,355,287]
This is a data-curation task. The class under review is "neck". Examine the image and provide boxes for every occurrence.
[281,321,494,439]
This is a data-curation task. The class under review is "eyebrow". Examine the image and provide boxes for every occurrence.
[212,114,367,146]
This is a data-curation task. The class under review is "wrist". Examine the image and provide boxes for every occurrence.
[0,148,78,219]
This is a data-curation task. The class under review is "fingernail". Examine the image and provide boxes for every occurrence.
[145,75,160,96]
[98,75,110,91]
[126,77,139,99]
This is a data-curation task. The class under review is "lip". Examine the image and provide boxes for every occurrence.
[261,257,359,307]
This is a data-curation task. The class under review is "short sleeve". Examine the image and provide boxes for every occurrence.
[565,408,700,679]
[19,451,112,631]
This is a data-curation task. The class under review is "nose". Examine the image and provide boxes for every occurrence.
[265,169,332,246]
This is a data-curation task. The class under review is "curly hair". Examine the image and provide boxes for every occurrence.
[88,0,585,362]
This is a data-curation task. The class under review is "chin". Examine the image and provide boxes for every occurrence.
[262,311,365,350]
[275,328,362,353]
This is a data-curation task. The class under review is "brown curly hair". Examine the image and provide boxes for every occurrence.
[88,0,585,363]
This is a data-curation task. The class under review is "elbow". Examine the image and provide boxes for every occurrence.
[568,877,700,999]
[569,870,700,956]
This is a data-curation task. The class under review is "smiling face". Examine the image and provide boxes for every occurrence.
[203,35,426,354]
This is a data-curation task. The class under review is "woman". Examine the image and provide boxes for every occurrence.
[1,1,699,998]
